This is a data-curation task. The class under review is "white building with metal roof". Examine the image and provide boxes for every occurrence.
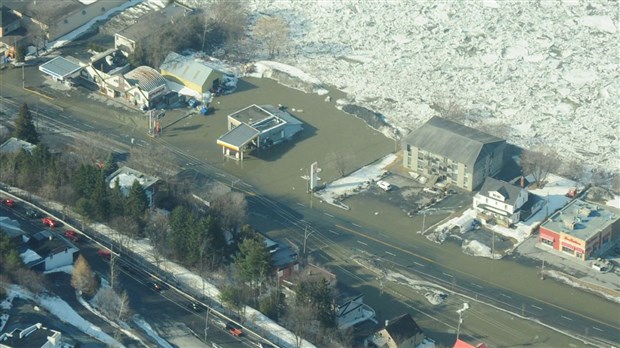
[38,56,83,81]
[217,104,303,161]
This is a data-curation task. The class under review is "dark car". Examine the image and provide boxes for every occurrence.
[187,301,207,312]
[151,281,168,292]
[26,209,41,218]
[225,322,243,337]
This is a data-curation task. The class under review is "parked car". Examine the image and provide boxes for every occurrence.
[225,322,243,337]
[41,217,57,228]
[26,209,41,218]
[64,230,79,242]
[187,98,200,108]
[97,249,111,260]
[377,180,392,191]
[1,198,15,207]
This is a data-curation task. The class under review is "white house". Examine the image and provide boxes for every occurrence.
[106,166,159,208]
[473,177,528,226]
[21,230,79,272]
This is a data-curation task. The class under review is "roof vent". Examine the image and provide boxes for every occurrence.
[563,219,575,230]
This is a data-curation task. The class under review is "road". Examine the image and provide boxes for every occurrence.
[1,65,618,346]
[0,199,265,348]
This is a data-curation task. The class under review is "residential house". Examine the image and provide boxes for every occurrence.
[402,117,506,191]
[160,51,224,97]
[0,216,25,241]
[106,166,159,208]
[0,6,21,37]
[367,313,425,348]
[0,323,63,348]
[262,234,299,280]
[538,199,619,260]
[0,137,36,154]
[20,230,79,272]
[473,177,528,226]
[3,0,127,42]
[217,104,303,161]
[336,294,377,329]
[114,4,191,54]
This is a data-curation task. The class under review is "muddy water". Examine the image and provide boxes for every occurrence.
[163,77,394,201]
[341,194,620,327]
[161,77,619,328]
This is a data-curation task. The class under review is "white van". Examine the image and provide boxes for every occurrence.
[377,180,392,191]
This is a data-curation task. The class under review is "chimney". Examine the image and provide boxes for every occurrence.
[520,176,524,188]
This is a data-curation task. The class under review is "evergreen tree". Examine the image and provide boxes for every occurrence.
[126,180,148,221]
[169,206,194,261]
[107,178,125,217]
[73,164,100,198]
[90,172,110,220]
[13,103,39,144]
[235,234,272,289]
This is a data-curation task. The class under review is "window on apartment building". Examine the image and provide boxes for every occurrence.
[541,238,553,247]
[602,236,609,244]
[406,144,411,152]
[561,246,573,254]
[575,251,583,258]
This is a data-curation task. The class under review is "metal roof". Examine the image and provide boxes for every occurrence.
[403,116,505,166]
[160,52,213,87]
[125,66,167,93]
[38,56,83,80]
[217,123,260,151]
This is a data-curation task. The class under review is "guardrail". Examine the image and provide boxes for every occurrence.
[0,185,283,347]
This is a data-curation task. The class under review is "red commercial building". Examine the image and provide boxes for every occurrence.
[538,199,619,261]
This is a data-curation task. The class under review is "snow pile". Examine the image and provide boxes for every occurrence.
[133,316,173,348]
[1,285,123,347]
[240,0,619,170]
[462,240,496,259]
[314,154,397,209]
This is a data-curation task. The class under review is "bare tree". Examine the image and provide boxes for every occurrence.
[210,191,247,234]
[431,95,465,122]
[283,302,318,348]
[125,145,178,181]
[70,134,110,166]
[520,148,560,187]
[71,255,98,296]
[17,269,47,294]
[325,150,353,177]
[145,210,170,268]
[93,287,130,320]
[253,16,289,58]
[206,0,248,45]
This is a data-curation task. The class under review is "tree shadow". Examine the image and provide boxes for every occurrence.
[170,124,202,132]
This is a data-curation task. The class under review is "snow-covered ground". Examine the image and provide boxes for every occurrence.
[314,154,397,209]
[239,0,619,173]
[431,173,584,258]
[0,285,123,347]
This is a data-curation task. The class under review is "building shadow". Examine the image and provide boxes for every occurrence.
[251,122,318,162]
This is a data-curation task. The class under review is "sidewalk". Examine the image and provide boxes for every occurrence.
[515,236,620,302]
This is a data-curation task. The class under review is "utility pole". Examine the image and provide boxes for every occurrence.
[204,307,210,341]
[421,211,426,234]
[303,225,314,258]
[540,259,545,280]
[491,229,495,259]
[22,64,25,89]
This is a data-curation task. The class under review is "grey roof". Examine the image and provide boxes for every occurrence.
[478,177,523,206]
[541,199,619,241]
[230,104,303,127]
[116,4,190,43]
[160,52,214,87]
[125,66,167,93]
[1,6,20,27]
[3,0,82,25]
[261,105,303,125]
[0,137,36,154]
[106,166,159,194]
[404,116,505,166]
[217,123,260,149]
[385,313,423,344]
[38,56,83,80]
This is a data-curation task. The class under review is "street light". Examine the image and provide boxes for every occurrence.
[302,225,315,257]
[456,303,469,340]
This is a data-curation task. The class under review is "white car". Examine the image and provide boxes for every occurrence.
[377,180,392,191]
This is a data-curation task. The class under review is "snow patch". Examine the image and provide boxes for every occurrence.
[134,317,173,348]
[578,16,617,33]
